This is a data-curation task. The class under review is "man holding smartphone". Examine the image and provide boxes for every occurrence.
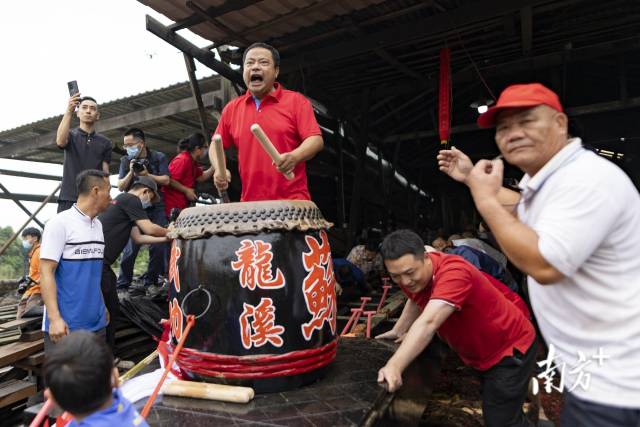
[55,86,112,213]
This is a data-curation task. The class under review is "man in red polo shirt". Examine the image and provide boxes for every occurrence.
[376,230,537,427]
[211,42,323,201]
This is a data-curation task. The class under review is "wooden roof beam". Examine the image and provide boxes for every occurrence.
[165,0,263,32]
[521,6,533,55]
[279,0,555,73]
[185,1,251,46]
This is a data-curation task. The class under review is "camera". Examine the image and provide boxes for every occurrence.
[131,159,149,173]
[17,277,35,295]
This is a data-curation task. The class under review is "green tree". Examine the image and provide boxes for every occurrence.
[0,227,27,280]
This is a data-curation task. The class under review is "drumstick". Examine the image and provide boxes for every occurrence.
[211,134,231,203]
[162,380,255,403]
[250,124,295,180]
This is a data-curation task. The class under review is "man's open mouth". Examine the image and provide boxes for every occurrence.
[250,74,263,83]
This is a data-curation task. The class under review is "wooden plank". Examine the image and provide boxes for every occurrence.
[15,351,44,368]
[0,335,20,346]
[0,379,37,408]
[0,340,43,368]
[0,317,40,331]
[379,291,406,316]
[20,330,43,342]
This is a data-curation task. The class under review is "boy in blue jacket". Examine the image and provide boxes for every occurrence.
[43,331,148,427]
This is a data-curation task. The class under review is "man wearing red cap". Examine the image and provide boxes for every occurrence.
[438,83,640,426]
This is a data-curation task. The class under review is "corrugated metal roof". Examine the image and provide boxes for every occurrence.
[0,76,224,168]
[139,0,387,46]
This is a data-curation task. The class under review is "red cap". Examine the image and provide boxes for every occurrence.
[477,83,563,128]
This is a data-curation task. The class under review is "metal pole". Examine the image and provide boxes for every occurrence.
[0,183,61,258]
[336,122,346,228]
[0,181,45,228]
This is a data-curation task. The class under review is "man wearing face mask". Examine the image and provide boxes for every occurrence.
[17,227,44,319]
[211,43,323,201]
[98,176,169,350]
[116,128,170,291]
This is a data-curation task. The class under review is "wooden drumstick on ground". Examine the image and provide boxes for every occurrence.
[162,379,255,403]
[211,134,231,203]
[250,123,295,180]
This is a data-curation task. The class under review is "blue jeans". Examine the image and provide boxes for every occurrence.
[117,204,168,288]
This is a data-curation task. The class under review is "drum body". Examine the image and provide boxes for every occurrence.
[167,200,337,392]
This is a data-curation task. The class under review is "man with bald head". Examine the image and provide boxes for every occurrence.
[438,83,640,426]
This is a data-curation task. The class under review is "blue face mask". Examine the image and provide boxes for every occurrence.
[22,240,32,251]
[126,146,140,159]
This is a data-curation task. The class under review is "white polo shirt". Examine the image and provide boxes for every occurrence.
[40,205,107,333]
[518,138,640,407]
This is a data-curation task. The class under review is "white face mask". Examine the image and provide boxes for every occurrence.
[22,240,33,251]
[141,194,152,209]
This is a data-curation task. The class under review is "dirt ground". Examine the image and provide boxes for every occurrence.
[420,352,563,427]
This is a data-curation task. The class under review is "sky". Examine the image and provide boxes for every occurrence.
[0,1,218,231]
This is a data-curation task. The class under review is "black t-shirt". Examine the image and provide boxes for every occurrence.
[118,149,169,204]
[59,127,112,201]
[98,193,148,265]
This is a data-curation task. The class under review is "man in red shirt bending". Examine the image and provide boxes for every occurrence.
[211,43,323,201]
[377,229,537,427]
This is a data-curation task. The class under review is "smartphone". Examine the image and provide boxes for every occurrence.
[67,80,79,96]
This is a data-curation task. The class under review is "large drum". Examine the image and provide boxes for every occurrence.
[165,200,338,392]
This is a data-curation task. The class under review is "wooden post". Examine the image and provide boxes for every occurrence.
[183,53,211,138]
[348,91,370,247]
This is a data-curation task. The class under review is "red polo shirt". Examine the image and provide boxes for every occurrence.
[163,151,203,216]
[214,83,321,201]
[400,252,535,371]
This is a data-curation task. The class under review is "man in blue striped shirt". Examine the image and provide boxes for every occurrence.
[40,170,112,351]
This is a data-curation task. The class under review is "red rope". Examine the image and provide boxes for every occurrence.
[142,314,196,418]
[165,339,337,380]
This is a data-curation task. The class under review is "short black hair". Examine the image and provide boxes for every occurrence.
[76,169,110,196]
[124,127,145,142]
[380,229,425,261]
[43,331,113,415]
[178,133,206,153]
[79,96,98,106]
[242,42,280,68]
[21,227,41,240]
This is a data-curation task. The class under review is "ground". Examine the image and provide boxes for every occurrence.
[420,351,563,426]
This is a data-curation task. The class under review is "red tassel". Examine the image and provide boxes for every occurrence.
[438,47,451,145]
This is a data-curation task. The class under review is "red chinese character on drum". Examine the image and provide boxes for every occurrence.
[301,230,337,340]
[169,297,184,341]
[239,298,285,349]
[169,241,181,293]
[231,239,285,290]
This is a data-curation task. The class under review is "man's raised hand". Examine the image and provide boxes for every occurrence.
[437,146,473,183]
